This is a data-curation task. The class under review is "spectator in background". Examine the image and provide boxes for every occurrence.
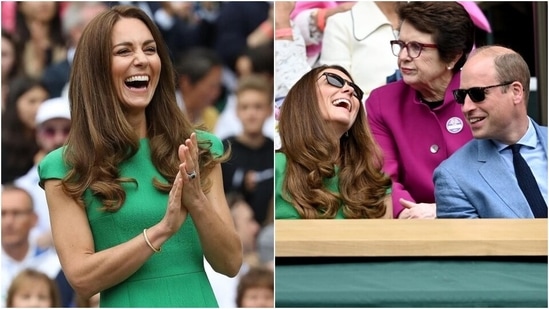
[42,1,108,98]
[153,2,202,59]
[214,1,271,76]
[236,267,274,308]
[291,1,355,67]
[235,41,274,81]
[273,1,314,150]
[192,2,221,49]
[276,65,392,219]
[15,97,71,250]
[221,75,274,225]
[6,268,61,308]
[273,1,309,98]
[2,76,49,184]
[319,1,400,100]
[256,220,273,270]
[435,46,547,218]
[13,1,66,79]
[230,193,261,266]
[366,2,475,218]
[2,29,22,112]
[1,185,63,307]
[175,46,224,132]
[216,41,275,141]
[205,192,261,308]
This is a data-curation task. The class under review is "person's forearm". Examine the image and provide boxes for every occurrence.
[189,193,242,276]
[60,228,170,299]
[47,181,176,299]
[274,1,294,40]
[186,165,242,276]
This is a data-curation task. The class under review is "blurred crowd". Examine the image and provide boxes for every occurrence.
[1,1,273,308]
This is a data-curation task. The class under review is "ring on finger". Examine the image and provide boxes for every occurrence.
[187,170,197,180]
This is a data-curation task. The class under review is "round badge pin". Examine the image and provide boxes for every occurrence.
[446,117,463,134]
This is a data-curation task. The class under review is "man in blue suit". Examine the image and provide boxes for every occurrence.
[435,45,548,218]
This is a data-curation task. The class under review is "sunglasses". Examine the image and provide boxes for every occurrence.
[453,81,514,104]
[40,126,71,138]
[319,72,364,101]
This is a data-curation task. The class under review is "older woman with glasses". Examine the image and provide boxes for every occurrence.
[365,2,475,219]
[276,64,392,219]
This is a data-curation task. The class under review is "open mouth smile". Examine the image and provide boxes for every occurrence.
[124,75,150,90]
[332,98,351,112]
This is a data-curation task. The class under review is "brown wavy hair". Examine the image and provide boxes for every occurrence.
[61,5,225,212]
[278,65,391,219]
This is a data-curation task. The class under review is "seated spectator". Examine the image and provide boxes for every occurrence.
[1,185,62,307]
[290,1,355,67]
[13,1,66,79]
[152,2,203,59]
[216,41,275,141]
[435,46,547,218]
[15,97,71,249]
[6,268,61,308]
[276,65,392,219]
[205,192,261,308]
[221,75,274,225]
[256,222,273,270]
[365,2,475,218]
[236,267,274,308]
[214,1,271,76]
[175,47,223,132]
[274,2,310,100]
[1,29,22,112]
[2,76,49,184]
[42,1,108,98]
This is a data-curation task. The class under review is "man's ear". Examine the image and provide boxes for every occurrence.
[511,81,524,106]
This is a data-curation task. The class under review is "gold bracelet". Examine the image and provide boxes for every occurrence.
[143,229,161,253]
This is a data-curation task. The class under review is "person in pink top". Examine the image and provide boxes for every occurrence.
[366,2,475,218]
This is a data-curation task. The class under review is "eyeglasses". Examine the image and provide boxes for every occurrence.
[390,40,438,59]
[40,126,70,138]
[453,81,514,104]
[319,72,364,101]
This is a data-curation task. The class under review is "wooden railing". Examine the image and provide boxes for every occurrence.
[275,219,548,257]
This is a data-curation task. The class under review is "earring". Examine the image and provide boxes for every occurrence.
[447,66,453,70]
[345,131,349,137]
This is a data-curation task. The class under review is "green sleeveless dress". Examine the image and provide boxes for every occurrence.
[275,152,391,219]
[38,131,222,307]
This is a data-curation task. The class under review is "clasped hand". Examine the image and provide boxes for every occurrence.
[163,133,202,234]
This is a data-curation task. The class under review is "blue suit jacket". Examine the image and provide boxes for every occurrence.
[434,120,548,218]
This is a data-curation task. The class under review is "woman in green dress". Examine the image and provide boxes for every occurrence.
[38,6,242,307]
[276,65,392,219]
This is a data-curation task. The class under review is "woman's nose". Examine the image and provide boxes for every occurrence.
[340,82,354,96]
[133,51,149,66]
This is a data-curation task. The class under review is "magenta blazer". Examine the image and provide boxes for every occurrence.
[366,73,473,217]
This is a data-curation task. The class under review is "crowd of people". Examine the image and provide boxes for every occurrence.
[1,0,547,308]
[2,1,273,308]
